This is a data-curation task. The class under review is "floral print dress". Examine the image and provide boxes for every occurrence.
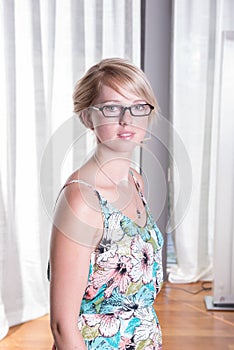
[65,173,164,349]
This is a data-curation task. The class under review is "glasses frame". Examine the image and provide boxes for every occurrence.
[89,103,154,118]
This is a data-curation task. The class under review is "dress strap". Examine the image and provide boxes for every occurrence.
[54,179,97,209]
[54,180,109,227]
[129,170,147,206]
[61,179,94,192]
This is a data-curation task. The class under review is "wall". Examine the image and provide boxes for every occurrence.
[141,0,172,279]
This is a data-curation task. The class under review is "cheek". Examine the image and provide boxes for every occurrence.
[93,123,117,142]
[133,119,149,139]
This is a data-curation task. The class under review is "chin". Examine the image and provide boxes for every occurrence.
[102,139,140,154]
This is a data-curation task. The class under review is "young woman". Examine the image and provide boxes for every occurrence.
[49,58,164,349]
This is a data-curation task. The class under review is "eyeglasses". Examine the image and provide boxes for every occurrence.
[89,103,154,118]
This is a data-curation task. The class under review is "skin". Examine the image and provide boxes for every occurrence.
[50,85,150,349]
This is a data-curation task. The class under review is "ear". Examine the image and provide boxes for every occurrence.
[81,110,94,130]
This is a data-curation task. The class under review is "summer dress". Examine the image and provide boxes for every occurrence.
[60,172,164,349]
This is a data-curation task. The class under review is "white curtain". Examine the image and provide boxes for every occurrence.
[0,0,141,339]
[169,0,234,283]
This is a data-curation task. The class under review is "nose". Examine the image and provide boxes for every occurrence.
[119,107,132,125]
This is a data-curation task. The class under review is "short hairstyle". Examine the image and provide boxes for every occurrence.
[73,57,158,126]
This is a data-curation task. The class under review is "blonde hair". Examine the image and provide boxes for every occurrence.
[73,58,158,126]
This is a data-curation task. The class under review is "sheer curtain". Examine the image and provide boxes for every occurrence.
[169,0,234,283]
[0,0,141,339]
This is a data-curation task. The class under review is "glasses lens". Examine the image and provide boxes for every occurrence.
[102,105,122,117]
[131,104,152,116]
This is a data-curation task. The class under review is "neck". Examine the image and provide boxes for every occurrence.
[93,145,133,184]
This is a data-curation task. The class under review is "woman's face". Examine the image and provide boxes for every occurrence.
[89,85,149,154]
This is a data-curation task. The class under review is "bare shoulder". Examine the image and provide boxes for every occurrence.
[53,174,103,248]
[61,169,101,218]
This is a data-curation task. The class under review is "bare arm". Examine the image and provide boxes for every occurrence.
[50,184,103,349]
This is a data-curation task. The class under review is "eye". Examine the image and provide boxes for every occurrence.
[103,105,119,112]
[132,104,146,111]
[102,105,122,117]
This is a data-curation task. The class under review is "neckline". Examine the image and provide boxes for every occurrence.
[98,191,151,229]
[95,170,150,229]
[61,172,150,229]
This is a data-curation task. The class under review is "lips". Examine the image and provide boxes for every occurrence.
[117,131,135,140]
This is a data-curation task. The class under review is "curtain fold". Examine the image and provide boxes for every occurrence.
[0,0,141,339]
[169,0,234,283]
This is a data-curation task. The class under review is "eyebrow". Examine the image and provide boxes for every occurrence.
[98,99,146,104]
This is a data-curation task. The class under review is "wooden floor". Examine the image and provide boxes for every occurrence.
[1,282,234,349]
[157,282,234,349]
